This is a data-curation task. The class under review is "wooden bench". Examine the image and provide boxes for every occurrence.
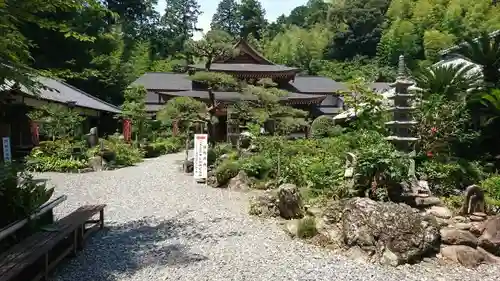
[0,204,106,281]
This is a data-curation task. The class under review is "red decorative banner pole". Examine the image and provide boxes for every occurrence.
[123,119,132,142]
[172,119,179,137]
[30,120,39,145]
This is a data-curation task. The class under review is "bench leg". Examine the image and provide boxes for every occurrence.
[78,225,85,250]
[44,252,49,281]
[99,209,104,229]
[72,229,78,256]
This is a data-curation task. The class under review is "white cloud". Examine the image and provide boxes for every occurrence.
[156,0,307,39]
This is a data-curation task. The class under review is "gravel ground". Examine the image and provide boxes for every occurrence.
[38,153,499,281]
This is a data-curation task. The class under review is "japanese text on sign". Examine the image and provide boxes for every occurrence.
[2,137,12,162]
[193,134,208,180]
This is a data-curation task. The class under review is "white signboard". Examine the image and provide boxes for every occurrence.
[193,134,208,180]
[2,137,12,162]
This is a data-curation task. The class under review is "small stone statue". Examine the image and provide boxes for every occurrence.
[86,127,98,148]
[460,185,486,215]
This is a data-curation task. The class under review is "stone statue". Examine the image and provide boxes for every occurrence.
[86,127,98,148]
[460,185,486,215]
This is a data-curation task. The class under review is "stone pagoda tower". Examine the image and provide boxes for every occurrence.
[386,55,419,152]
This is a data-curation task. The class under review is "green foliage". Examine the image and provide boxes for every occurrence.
[118,85,149,140]
[249,131,403,200]
[27,104,85,140]
[143,137,185,158]
[239,0,267,40]
[231,85,308,135]
[481,174,500,203]
[380,0,500,66]
[102,135,143,166]
[262,25,331,73]
[157,96,207,132]
[189,71,238,89]
[311,57,397,82]
[417,159,485,196]
[414,94,478,157]
[311,116,343,138]
[215,160,241,185]
[25,140,88,172]
[239,155,273,179]
[353,134,411,199]
[456,32,500,88]
[414,63,482,100]
[161,0,202,53]
[211,0,241,37]
[185,30,235,70]
[0,0,103,89]
[0,163,54,228]
[297,216,318,239]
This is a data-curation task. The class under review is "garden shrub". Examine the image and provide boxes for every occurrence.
[239,155,273,179]
[215,160,241,186]
[481,175,500,213]
[310,116,343,138]
[143,137,184,158]
[102,135,143,167]
[25,139,88,172]
[0,163,54,228]
[417,159,485,196]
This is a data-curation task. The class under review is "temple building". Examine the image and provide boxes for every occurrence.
[0,77,121,158]
[133,39,390,138]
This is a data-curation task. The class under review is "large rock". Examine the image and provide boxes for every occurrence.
[248,190,280,218]
[440,245,486,268]
[478,216,500,256]
[89,156,103,171]
[440,228,477,247]
[340,198,440,266]
[426,206,453,219]
[227,171,251,191]
[277,184,304,219]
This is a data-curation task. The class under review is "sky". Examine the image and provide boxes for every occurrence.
[155,0,308,39]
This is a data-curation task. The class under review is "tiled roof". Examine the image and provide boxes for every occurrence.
[3,77,121,113]
[290,76,347,93]
[37,78,121,113]
[132,73,192,91]
[190,63,299,72]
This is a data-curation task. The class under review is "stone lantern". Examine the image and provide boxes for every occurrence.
[386,55,430,196]
[385,55,419,151]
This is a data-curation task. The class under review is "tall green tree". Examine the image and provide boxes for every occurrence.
[0,0,102,90]
[326,0,391,60]
[211,0,241,38]
[263,25,331,73]
[239,0,267,40]
[185,30,238,145]
[161,0,202,53]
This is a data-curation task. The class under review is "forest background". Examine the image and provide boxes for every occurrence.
[3,0,500,105]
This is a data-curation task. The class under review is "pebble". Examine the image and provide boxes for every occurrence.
[35,153,500,281]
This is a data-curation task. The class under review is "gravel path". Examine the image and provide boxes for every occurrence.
[38,153,499,281]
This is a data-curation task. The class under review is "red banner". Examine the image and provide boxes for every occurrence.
[30,120,39,145]
[123,119,132,142]
[172,119,179,137]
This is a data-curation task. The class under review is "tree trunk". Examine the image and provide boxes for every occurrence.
[184,132,190,173]
[207,87,217,147]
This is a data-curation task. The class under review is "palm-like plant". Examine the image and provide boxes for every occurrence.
[479,89,500,125]
[414,63,482,100]
[457,32,500,88]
